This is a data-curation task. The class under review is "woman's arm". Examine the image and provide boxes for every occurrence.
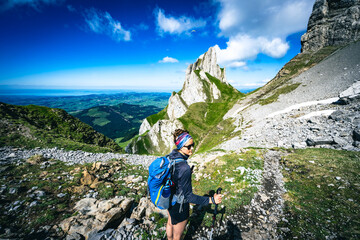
[177,164,211,206]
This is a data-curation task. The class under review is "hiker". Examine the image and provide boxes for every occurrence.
[166,129,222,240]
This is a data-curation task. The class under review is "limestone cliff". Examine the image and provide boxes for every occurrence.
[127,46,239,155]
[301,0,360,52]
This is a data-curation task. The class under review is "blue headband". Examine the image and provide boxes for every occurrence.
[175,132,193,149]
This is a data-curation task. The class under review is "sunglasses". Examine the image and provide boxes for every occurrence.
[183,143,194,150]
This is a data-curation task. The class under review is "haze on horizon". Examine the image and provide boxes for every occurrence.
[0,0,316,92]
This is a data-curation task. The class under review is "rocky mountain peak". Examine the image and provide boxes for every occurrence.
[191,46,227,83]
[301,0,360,52]
[179,46,227,108]
[128,46,239,154]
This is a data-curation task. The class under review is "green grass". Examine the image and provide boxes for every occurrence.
[193,149,264,214]
[205,73,244,101]
[146,106,169,126]
[0,157,149,238]
[0,103,122,153]
[179,100,240,153]
[93,117,111,127]
[258,83,301,105]
[279,148,360,239]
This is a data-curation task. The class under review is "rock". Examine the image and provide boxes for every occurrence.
[65,232,84,240]
[333,136,350,147]
[138,118,151,136]
[91,162,102,171]
[57,193,67,198]
[80,169,95,186]
[61,197,134,239]
[131,197,155,220]
[225,177,235,183]
[339,81,360,99]
[9,188,17,194]
[167,92,188,120]
[34,190,46,198]
[306,138,334,146]
[292,142,307,149]
[353,128,360,141]
[26,154,47,164]
[128,119,183,154]
[328,110,345,121]
[301,0,360,52]
[89,178,101,189]
[72,186,88,195]
[129,46,236,154]
[131,176,143,183]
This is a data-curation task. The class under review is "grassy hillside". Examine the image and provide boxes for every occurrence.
[179,73,244,153]
[0,102,122,153]
[71,103,162,145]
[279,148,360,239]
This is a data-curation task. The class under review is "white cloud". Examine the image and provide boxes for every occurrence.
[155,8,206,36]
[216,0,314,38]
[159,56,179,63]
[227,61,246,68]
[214,0,314,67]
[214,35,290,66]
[83,8,131,42]
[1,0,63,11]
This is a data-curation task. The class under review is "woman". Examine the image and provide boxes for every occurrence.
[166,129,222,240]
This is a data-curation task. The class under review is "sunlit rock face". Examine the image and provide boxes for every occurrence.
[301,0,360,52]
[167,92,188,121]
[139,118,151,135]
[129,46,230,154]
[180,46,227,107]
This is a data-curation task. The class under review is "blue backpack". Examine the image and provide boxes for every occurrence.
[148,155,184,209]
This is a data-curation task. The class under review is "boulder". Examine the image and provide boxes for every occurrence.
[339,81,360,99]
[292,142,307,149]
[328,110,344,121]
[60,197,133,240]
[130,197,164,220]
[306,137,334,146]
[80,170,95,186]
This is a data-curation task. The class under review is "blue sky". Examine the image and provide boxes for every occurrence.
[0,0,315,92]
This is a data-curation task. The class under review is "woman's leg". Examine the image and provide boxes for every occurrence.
[172,219,188,240]
[166,211,173,240]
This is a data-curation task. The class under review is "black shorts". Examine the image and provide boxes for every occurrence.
[168,202,189,225]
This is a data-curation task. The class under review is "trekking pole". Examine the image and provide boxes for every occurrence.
[209,187,222,240]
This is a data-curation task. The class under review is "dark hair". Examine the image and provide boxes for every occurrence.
[173,129,189,144]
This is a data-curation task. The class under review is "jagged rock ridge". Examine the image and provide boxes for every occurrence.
[301,0,360,52]
[128,46,237,155]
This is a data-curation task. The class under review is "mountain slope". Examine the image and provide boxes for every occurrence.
[71,103,162,145]
[126,46,244,155]
[0,102,122,153]
[218,40,360,151]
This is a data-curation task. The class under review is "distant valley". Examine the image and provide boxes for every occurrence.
[0,91,170,112]
[71,103,162,147]
[0,92,170,148]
